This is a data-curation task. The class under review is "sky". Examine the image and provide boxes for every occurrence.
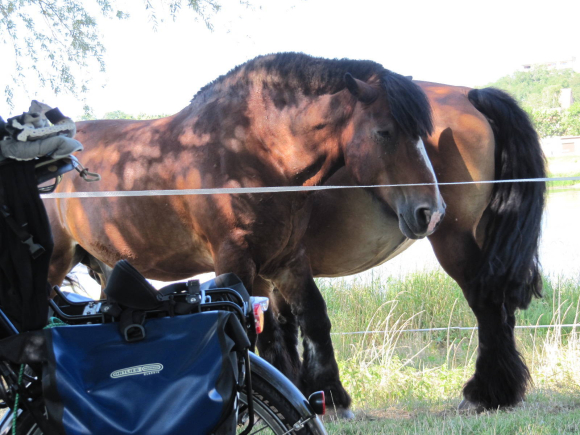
[1,0,579,119]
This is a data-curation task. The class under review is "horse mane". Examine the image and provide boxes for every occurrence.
[191,52,433,138]
[381,71,434,138]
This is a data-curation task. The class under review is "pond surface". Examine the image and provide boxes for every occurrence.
[365,188,580,280]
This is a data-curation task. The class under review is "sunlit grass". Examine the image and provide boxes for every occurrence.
[325,402,580,435]
[319,271,580,433]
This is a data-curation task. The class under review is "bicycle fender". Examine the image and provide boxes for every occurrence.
[249,352,328,434]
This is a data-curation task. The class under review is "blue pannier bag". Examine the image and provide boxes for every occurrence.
[0,304,250,434]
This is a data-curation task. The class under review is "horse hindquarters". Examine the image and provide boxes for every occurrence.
[462,88,546,408]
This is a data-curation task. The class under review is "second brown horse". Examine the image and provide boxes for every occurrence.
[260,83,546,411]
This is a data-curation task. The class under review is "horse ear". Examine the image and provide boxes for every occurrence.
[344,73,379,104]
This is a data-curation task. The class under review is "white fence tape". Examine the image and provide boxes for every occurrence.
[43,170,580,339]
[41,176,580,199]
[330,323,580,336]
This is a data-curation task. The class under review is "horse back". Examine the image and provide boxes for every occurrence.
[49,116,219,281]
[416,82,496,234]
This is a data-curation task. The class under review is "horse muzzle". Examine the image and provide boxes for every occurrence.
[398,202,446,239]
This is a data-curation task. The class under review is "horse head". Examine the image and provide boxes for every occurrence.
[341,71,445,239]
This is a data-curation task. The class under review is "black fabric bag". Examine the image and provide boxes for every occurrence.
[0,159,53,333]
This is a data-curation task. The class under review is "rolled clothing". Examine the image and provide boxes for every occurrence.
[0,136,83,162]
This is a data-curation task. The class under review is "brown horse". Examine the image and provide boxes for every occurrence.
[258,82,546,411]
[46,53,444,413]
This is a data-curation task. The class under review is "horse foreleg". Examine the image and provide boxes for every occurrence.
[268,251,352,414]
[429,228,530,409]
[255,280,302,384]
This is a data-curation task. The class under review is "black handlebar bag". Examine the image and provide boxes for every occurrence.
[0,160,53,333]
[0,310,250,434]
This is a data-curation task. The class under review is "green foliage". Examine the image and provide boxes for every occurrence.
[75,109,169,121]
[527,103,580,138]
[0,0,221,109]
[1,0,110,108]
[562,102,580,135]
[103,110,168,119]
[103,110,135,119]
[485,67,580,137]
[529,108,565,137]
[487,67,580,111]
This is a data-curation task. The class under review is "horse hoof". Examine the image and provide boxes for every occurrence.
[324,407,355,421]
[458,399,485,413]
[337,408,355,420]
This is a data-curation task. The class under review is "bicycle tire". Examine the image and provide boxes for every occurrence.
[240,353,326,435]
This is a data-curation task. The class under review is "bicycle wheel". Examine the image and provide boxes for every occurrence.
[239,353,326,435]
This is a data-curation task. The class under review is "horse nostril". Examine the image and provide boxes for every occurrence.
[415,207,431,228]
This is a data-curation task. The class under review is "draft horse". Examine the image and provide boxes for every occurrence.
[46,53,445,413]
[279,83,544,410]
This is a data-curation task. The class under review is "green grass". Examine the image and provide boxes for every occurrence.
[324,399,580,434]
[316,271,580,433]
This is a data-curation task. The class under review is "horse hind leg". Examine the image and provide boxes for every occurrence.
[428,228,531,410]
[462,297,529,410]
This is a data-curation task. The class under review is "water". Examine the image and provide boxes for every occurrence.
[364,188,580,281]
[73,189,580,298]
[540,189,580,278]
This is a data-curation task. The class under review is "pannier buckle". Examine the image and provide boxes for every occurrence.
[124,324,146,342]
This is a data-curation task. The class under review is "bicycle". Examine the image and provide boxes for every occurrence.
[0,155,327,435]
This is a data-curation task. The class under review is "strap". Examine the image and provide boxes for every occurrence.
[119,309,146,342]
[69,157,100,182]
[0,116,8,140]
[0,181,45,259]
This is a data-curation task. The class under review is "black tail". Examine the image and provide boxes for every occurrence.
[468,88,546,310]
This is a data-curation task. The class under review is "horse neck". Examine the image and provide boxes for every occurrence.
[246,91,354,187]
[182,73,357,188]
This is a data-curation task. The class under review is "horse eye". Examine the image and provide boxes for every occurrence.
[313,123,326,131]
[30,113,40,118]
[377,130,391,139]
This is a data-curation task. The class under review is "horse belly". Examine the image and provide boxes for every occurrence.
[60,195,215,281]
[305,185,413,277]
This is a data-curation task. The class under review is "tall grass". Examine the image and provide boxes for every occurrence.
[317,271,580,412]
